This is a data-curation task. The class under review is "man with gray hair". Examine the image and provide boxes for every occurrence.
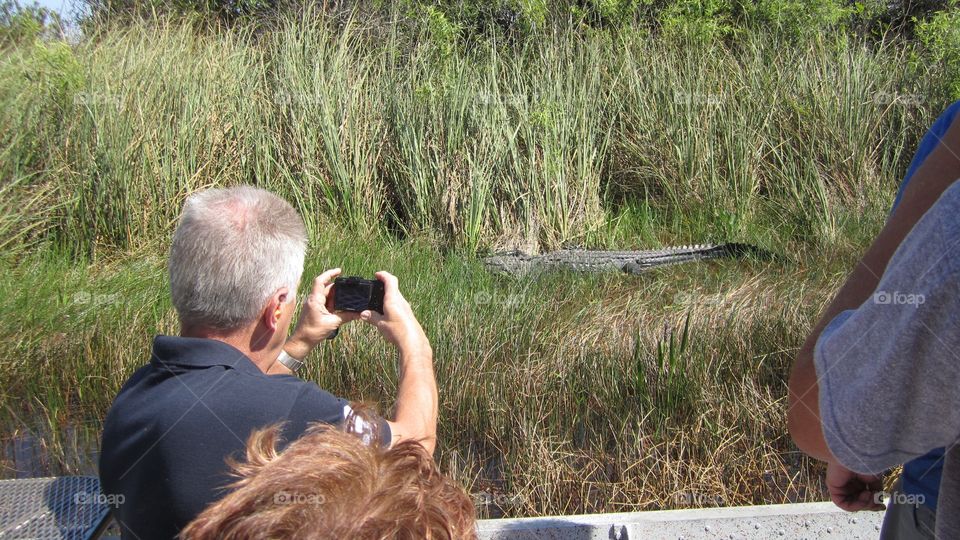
[98,186,438,540]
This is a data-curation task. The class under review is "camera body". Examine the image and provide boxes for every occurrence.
[333,276,385,314]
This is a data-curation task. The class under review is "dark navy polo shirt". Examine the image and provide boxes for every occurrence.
[99,335,389,540]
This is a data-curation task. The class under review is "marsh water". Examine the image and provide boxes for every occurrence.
[1,420,101,479]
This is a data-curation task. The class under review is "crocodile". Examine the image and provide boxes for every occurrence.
[482,243,769,275]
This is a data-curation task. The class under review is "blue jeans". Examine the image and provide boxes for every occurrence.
[880,478,937,540]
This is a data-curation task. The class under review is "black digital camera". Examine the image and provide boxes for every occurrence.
[332,276,385,314]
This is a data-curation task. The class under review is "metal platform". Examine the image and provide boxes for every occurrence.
[0,477,111,539]
[476,502,884,539]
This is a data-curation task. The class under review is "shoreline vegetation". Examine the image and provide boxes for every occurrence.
[2,0,959,518]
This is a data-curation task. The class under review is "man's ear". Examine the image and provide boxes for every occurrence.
[262,287,290,332]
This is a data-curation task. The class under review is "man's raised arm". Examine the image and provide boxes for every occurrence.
[360,271,438,454]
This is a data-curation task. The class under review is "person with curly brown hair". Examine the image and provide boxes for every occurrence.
[180,420,476,540]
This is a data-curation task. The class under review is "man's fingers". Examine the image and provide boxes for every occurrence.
[860,487,886,511]
[313,268,342,293]
[360,309,383,324]
[850,498,885,512]
[319,312,359,334]
[833,495,867,512]
[307,268,342,309]
[825,464,886,513]
[831,493,857,512]
[337,311,361,323]
[831,489,885,512]
[374,271,399,293]
[864,477,884,492]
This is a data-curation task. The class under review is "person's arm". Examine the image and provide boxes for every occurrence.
[788,116,960,460]
[790,181,960,512]
[810,193,960,461]
[360,271,438,454]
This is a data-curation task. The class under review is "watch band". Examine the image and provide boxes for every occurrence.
[276,350,304,373]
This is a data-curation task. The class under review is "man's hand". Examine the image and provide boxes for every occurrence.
[286,268,359,359]
[359,271,430,356]
[826,461,885,512]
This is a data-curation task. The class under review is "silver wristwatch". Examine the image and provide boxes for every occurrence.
[276,350,304,373]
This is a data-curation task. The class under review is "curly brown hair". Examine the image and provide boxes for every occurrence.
[180,423,476,540]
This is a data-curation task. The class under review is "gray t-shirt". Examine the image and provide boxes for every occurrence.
[815,180,960,538]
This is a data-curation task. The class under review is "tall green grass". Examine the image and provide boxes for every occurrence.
[0,16,940,259]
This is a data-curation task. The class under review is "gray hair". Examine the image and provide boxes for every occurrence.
[169,186,307,331]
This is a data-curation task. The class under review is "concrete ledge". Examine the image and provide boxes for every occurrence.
[477,502,884,540]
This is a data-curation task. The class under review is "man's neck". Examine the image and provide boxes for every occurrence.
[180,325,281,374]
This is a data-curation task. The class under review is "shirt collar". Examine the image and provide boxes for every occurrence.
[150,335,263,376]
